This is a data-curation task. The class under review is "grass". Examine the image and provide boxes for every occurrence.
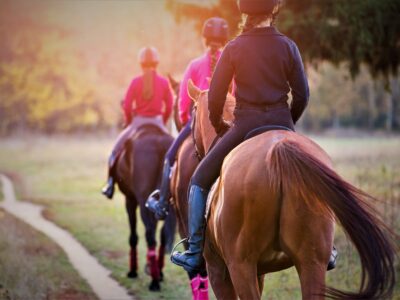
[0,133,399,299]
[0,208,97,300]
[0,180,3,202]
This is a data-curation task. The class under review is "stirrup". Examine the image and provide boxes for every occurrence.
[171,238,188,254]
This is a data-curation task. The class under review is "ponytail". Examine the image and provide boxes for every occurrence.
[210,51,218,75]
[142,69,154,101]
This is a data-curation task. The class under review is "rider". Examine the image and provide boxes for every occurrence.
[146,17,229,219]
[102,47,173,199]
[171,0,337,273]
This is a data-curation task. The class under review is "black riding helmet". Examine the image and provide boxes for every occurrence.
[238,0,281,15]
[202,17,229,46]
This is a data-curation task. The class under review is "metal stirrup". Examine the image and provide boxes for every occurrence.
[171,238,188,254]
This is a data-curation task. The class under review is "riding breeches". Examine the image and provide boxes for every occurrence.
[191,107,295,190]
[164,120,192,163]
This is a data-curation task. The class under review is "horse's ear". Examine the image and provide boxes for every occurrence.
[188,79,201,103]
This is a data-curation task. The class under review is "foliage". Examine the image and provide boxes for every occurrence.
[166,0,400,79]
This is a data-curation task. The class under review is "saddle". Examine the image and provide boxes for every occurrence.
[205,125,293,219]
[132,124,166,140]
[244,125,294,140]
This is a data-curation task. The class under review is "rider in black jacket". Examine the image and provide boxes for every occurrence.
[171,0,337,273]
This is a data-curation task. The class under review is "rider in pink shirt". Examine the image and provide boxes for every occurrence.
[123,73,172,125]
[179,49,221,125]
[146,18,229,219]
[102,47,173,199]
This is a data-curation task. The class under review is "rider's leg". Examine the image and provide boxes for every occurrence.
[102,123,135,199]
[171,122,255,272]
[146,122,192,219]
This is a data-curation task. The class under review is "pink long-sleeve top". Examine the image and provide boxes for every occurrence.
[179,50,222,125]
[123,71,173,124]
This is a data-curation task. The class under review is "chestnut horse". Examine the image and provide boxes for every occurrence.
[114,125,175,291]
[167,77,209,298]
[187,82,396,300]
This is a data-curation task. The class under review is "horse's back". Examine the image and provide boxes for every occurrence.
[116,127,173,198]
[207,130,332,270]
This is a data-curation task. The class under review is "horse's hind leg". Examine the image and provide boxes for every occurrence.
[125,196,138,278]
[138,198,161,291]
[158,209,176,281]
[228,262,260,300]
[279,195,333,299]
[204,244,237,300]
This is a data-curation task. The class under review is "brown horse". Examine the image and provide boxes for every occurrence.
[114,124,175,291]
[187,81,396,300]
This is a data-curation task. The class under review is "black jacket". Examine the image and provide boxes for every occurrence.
[208,26,309,128]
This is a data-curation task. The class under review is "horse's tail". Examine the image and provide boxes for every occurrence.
[266,138,396,299]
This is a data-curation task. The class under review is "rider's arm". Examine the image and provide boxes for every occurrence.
[179,62,194,126]
[163,80,173,124]
[208,45,234,132]
[123,78,137,125]
[288,41,309,124]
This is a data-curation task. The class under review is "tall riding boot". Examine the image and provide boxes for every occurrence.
[146,158,172,220]
[102,176,115,199]
[171,185,208,273]
[102,151,117,199]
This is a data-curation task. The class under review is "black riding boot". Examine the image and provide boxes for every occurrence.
[146,159,172,220]
[102,151,117,199]
[102,176,115,199]
[171,185,208,273]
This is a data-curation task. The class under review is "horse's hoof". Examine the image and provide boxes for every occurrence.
[159,271,164,282]
[148,279,160,291]
[127,270,138,278]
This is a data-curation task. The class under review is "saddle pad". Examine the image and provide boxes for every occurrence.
[244,125,293,141]
[205,178,220,220]
[132,124,165,140]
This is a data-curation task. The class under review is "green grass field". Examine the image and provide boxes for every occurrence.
[0,208,97,300]
[0,134,399,299]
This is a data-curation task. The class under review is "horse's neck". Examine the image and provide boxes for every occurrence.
[199,94,235,154]
[199,103,218,154]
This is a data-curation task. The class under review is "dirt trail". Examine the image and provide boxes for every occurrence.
[0,174,133,300]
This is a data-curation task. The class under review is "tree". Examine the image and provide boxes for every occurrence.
[166,0,400,79]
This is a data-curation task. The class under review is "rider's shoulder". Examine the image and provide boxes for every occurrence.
[156,73,170,86]
[188,52,209,69]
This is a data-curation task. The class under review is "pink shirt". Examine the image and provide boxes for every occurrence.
[123,71,173,124]
[179,50,222,125]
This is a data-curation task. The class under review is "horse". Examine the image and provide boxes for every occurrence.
[164,75,210,299]
[187,81,396,300]
[114,124,175,291]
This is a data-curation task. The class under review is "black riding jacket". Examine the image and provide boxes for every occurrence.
[208,26,309,128]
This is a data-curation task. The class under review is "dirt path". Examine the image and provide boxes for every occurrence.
[0,174,133,300]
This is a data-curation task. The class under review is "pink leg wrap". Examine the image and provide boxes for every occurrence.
[198,276,209,300]
[147,247,159,280]
[190,274,201,300]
